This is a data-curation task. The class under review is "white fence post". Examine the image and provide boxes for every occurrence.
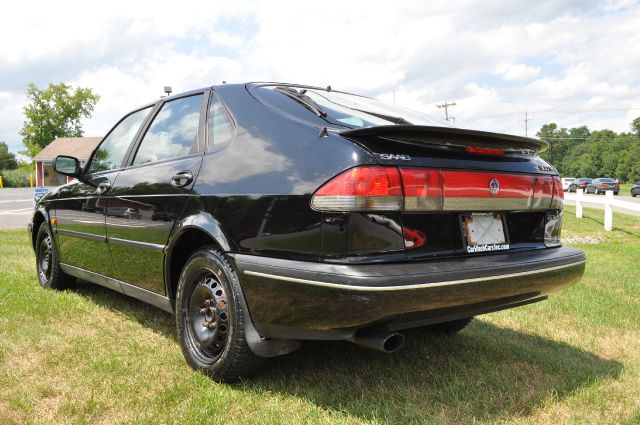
[575,188,583,219]
[604,190,613,231]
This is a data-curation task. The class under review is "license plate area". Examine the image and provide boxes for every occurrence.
[461,213,509,253]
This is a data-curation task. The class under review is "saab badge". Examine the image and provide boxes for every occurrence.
[489,178,500,195]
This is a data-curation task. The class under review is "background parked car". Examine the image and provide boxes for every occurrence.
[561,177,575,191]
[568,178,593,192]
[585,178,620,195]
[631,181,640,197]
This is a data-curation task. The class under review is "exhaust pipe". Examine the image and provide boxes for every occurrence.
[351,328,405,353]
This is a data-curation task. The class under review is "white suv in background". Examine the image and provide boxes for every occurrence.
[561,177,575,192]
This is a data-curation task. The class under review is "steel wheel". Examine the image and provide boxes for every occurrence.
[37,233,53,286]
[34,223,72,289]
[185,271,230,364]
[176,247,264,381]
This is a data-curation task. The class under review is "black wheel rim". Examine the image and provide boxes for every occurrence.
[37,234,52,285]
[185,270,230,363]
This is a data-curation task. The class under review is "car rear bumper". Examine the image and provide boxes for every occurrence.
[232,246,586,340]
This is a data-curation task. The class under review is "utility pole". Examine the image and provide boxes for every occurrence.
[521,112,533,137]
[437,101,456,122]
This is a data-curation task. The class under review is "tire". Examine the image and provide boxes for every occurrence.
[632,192,637,198]
[35,223,73,289]
[176,247,264,382]
[425,317,474,335]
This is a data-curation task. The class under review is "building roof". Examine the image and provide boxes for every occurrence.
[33,137,102,162]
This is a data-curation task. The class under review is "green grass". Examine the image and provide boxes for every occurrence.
[1,207,640,424]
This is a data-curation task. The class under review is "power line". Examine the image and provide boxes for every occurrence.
[437,101,457,122]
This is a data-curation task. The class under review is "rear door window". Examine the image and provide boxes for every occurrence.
[133,94,203,165]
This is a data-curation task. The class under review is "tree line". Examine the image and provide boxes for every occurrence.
[538,117,640,182]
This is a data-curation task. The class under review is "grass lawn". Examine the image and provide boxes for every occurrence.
[1,207,639,424]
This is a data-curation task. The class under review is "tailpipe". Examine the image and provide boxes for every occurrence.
[351,328,405,353]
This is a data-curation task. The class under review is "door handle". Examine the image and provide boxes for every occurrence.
[96,181,111,195]
[171,171,193,188]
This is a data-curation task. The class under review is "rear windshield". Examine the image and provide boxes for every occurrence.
[599,178,616,183]
[258,84,453,129]
[578,178,593,183]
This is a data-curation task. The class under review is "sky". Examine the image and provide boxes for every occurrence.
[1,0,639,157]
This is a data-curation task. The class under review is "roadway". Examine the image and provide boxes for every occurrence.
[0,187,47,230]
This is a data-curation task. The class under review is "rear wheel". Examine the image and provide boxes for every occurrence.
[176,247,263,382]
[425,317,474,335]
[35,223,73,289]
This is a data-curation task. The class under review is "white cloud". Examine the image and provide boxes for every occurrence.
[495,63,541,81]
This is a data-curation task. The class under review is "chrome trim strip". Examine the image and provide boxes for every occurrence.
[57,228,106,242]
[244,260,586,292]
[60,263,173,313]
[61,263,122,292]
[107,236,165,252]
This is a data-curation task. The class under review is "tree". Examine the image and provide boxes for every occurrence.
[632,116,640,136]
[0,141,18,170]
[20,83,100,158]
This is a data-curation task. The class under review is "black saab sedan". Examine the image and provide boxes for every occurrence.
[29,83,586,381]
[585,178,620,195]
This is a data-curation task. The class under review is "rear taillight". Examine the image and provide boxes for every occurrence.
[311,166,402,211]
[311,166,562,212]
[600,183,607,187]
[551,176,564,209]
[399,169,442,211]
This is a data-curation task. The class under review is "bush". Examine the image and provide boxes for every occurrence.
[0,169,32,187]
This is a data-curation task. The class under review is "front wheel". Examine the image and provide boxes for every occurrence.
[35,223,73,289]
[176,247,264,382]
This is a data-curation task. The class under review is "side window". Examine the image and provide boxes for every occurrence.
[207,94,234,147]
[88,107,152,173]
[133,94,203,165]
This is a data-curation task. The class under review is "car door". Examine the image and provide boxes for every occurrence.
[55,106,154,279]
[105,92,207,295]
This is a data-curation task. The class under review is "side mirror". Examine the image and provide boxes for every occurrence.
[53,155,81,178]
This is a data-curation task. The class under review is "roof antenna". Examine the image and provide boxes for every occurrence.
[326,85,332,92]
[163,86,172,97]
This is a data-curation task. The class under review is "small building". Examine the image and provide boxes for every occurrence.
[33,137,102,187]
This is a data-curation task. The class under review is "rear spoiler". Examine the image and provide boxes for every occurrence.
[340,125,548,153]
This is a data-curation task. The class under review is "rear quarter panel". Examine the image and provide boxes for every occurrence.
[190,84,377,260]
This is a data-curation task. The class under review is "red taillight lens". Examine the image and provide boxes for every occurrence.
[600,183,607,187]
[399,169,442,211]
[551,176,564,209]
[312,166,563,212]
[465,146,505,156]
[311,166,402,211]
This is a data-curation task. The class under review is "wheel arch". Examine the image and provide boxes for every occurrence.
[164,213,234,301]
[165,213,299,358]
[31,208,51,251]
